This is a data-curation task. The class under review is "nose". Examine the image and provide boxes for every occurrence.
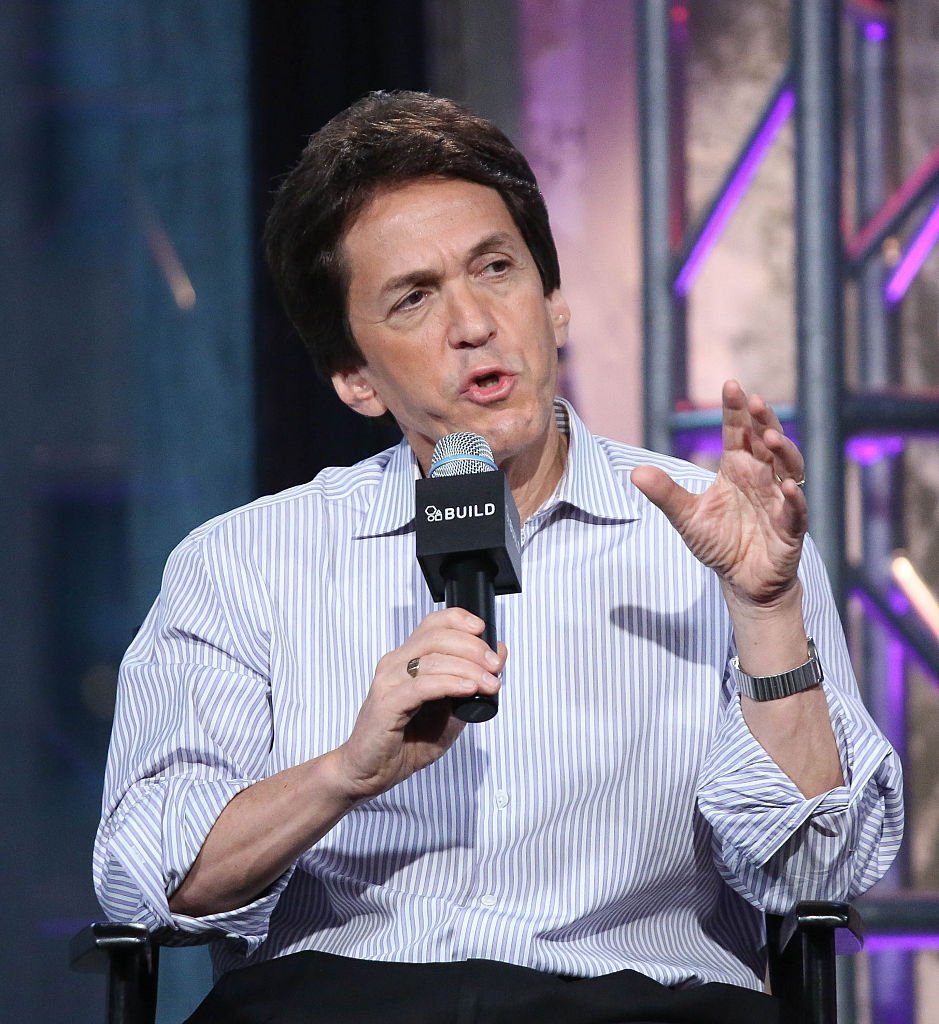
[444,280,496,348]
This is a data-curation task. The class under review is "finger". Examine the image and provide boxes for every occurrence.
[392,673,501,723]
[747,391,785,434]
[726,383,789,473]
[777,476,809,538]
[373,659,500,721]
[409,627,506,672]
[762,428,806,484]
[408,652,503,694]
[630,465,697,531]
[413,671,501,701]
[720,379,756,456]
[413,607,487,636]
[747,393,805,482]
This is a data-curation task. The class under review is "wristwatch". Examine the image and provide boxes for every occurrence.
[730,637,824,701]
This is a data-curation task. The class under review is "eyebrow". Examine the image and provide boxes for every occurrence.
[378,232,521,299]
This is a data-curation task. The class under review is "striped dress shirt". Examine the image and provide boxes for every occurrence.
[94,400,903,991]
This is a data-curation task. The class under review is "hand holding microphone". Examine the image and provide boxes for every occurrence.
[336,431,517,800]
[415,431,522,722]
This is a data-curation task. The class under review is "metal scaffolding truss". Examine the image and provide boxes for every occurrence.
[636,2,939,1021]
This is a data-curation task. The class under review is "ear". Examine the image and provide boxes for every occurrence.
[331,367,389,418]
[547,290,571,350]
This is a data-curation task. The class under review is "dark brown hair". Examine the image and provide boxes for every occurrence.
[263,90,561,379]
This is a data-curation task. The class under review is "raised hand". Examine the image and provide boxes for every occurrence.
[335,608,506,801]
[630,380,808,611]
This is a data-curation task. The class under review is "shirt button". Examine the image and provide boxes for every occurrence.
[495,790,510,809]
[480,894,497,907]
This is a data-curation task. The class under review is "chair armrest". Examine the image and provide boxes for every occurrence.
[70,923,159,1024]
[777,900,863,956]
[70,922,155,973]
[766,900,863,1024]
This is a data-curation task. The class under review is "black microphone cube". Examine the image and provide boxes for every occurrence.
[415,471,522,602]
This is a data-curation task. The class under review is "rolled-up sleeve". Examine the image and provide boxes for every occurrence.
[93,532,293,952]
[696,537,904,914]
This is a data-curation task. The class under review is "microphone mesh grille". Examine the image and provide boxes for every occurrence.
[429,432,497,477]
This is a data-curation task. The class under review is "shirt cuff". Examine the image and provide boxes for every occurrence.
[97,777,294,952]
[697,681,895,868]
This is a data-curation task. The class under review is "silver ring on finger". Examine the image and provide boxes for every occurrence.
[406,657,421,678]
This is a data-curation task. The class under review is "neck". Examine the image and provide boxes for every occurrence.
[501,422,569,523]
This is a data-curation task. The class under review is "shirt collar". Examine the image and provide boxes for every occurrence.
[354,438,422,538]
[355,397,640,538]
[546,398,640,523]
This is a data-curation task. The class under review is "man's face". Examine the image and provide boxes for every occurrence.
[333,177,570,473]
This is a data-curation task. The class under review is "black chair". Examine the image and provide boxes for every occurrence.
[766,901,863,1024]
[70,900,863,1024]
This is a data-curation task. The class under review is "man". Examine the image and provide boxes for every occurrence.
[95,92,903,1023]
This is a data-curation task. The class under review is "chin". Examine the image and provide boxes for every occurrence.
[483,408,552,465]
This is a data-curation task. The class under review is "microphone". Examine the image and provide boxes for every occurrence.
[415,432,522,722]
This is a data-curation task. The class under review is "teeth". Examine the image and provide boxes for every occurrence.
[476,374,499,388]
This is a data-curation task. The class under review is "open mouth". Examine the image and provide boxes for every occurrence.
[464,370,515,402]
[460,363,518,404]
[460,372,511,403]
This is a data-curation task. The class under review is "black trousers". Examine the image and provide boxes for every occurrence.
[184,950,781,1024]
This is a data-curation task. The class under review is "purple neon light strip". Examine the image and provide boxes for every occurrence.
[675,88,795,296]
[865,933,939,953]
[885,196,939,303]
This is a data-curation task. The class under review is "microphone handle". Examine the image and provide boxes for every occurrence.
[443,555,499,723]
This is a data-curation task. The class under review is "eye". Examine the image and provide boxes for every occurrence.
[394,289,426,312]
[483,258,511,275]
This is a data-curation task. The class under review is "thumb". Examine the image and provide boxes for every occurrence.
[630,465,695,530]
